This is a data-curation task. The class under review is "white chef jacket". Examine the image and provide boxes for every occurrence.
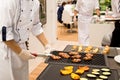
[111,0,120,18]
[75,0,99,17]
[0,0,43,80]
[74,0,99,46]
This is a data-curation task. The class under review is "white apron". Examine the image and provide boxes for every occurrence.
[0,0,43,80]
[75,0,99,46]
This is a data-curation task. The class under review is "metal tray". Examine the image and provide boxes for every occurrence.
[45,51,108,67]
[36,64,119,80]
[63,45,118,58]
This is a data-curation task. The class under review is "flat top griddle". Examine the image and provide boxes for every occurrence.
[63,45,118,58]
[45,51,108,67]
[36,64,119,80]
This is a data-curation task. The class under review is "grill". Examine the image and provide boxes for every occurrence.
[36,64,119,80]
[63,45,118,58]
[45,51,108,67]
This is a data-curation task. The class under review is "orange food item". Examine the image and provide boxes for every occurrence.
[59,52,70,58]
[51,55,61,60]
[71,73,80,80]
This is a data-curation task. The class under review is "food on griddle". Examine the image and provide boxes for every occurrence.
[102,45,110,54]
[51,54,61,60]
[60,66,73,75]
[75,69,84,74]
[71,54,81,59]
[92,71,100,75]
[101,68,110,72]
[69,51,79,55]
[87,74,96,78]
[71,45,78,51]
[70,73,80,80]
[59,52,70,59]
[64,66,73,70]
[80,78,88,80]
[84,46,93,53]
[83,53,93,61]
[86,53,93,57]
[99,75,108,79]
[78,66,90,71]
[60,69,73,75]
[83,56,92,60]
[72,58,81,63]
[92,48,99,54]
[102,72,111,76]
[92,69,100,72]
[78,45,83,52]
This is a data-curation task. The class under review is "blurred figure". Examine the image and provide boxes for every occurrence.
[109,0,120,47]
[74,0,100,46]
[57,2,66,24]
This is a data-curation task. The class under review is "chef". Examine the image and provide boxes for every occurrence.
[0,0,52,80]
[74,0,100,46]
[109,0,120,47]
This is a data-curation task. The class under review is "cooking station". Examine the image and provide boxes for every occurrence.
[36,45,120,80]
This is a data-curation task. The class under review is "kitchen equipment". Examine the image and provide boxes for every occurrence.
[45,51,108,67]
[36,64,119,80]
[63,45,118,58]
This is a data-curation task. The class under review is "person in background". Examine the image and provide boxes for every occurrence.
[74,0,100,46]
[109,0,120,47]
[57,2,66,24]
[0,0,52,80]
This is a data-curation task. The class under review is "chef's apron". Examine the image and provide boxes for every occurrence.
[78,14,92,46]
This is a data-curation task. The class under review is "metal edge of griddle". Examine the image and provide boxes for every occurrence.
[44,51,109,68]
[107,47,118,58]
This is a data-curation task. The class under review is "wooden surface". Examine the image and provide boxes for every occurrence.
[29,62,48,80]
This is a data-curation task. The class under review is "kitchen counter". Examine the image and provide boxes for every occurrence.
[29,62,48,80]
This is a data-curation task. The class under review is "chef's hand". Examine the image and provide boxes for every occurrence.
[19,49,36,61]
[44,44,54,56]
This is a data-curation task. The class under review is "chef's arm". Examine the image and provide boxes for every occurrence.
[74,10,78,16]
[36,32,48,47]
[96,9,100,17]
[4,40,22,54]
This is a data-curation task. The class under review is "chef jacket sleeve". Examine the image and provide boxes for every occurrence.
[94,0,100,10]
[0,1,14,41]
[31,1,43,36]
[74,0,80,11]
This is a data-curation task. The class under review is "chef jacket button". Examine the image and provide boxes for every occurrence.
[27,38,29,40]
[30,9,32,11]
[18,29,20,31]
[19,20,22,22]
[27,28,29,30]
[21,10,23,12]
[19,39,21,41]
[32,0,33,1]
[30,20,32,22]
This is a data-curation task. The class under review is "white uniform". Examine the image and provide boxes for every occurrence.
[0,0,43,80]
[75,0,99,46]
[111,0,120,18]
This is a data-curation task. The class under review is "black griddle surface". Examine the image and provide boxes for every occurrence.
[36,64,119,80]
[63,45,118,58]
[45,51,108,67]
